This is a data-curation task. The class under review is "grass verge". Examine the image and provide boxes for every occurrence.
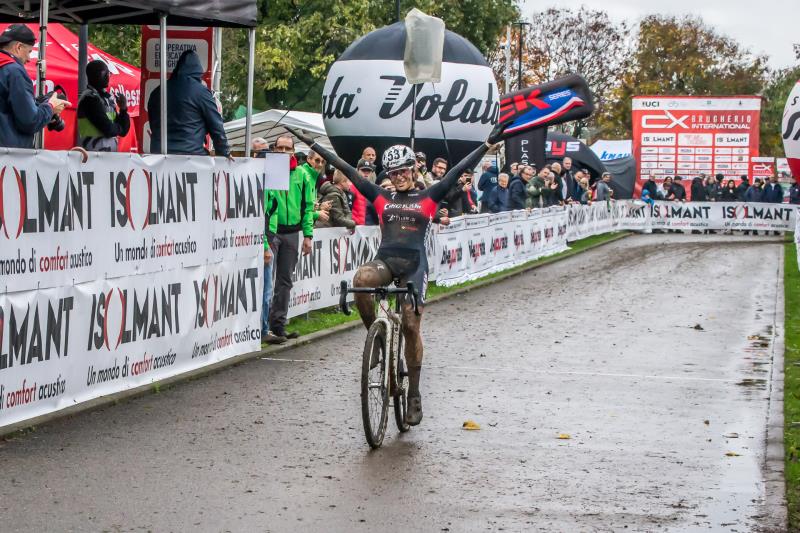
[785,235,800,530]
[281,232,626,340]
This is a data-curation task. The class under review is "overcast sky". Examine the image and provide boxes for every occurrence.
[521,0,797,68]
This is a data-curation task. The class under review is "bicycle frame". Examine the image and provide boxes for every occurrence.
[340,280,419,394]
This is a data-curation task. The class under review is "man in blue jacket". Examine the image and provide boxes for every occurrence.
[0,24,70,148]
[762,174,784,203]
[508,164,534,210]
[147,49,229,156]
[477,161,498,213]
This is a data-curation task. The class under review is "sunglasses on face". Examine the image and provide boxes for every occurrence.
[388,168,412,178]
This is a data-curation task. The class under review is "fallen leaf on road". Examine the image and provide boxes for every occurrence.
[462,420,481,430]
[557,433,571,440]
[723,433,739,438]
[703,420,710,425]
[693,324,704,331]
[725,452,741,457]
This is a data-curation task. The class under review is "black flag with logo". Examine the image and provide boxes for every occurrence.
[505,127,547,171]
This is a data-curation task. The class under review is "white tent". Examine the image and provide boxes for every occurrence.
[590,139,632,161]
[225,109,333,153]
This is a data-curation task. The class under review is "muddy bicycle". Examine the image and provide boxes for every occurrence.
[339,280,420,449]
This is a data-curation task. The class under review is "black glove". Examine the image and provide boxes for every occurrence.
[487,119,514,145]
[115,92,127,113]
[284,125,315,146]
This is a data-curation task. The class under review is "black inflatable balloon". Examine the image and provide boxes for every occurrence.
[321,22,500,167]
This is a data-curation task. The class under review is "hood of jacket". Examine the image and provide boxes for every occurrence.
[319,181,344,198]
[172,50,204,81]
[0,50,19,70]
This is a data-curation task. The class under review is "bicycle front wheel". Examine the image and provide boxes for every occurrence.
[361,321,389,448]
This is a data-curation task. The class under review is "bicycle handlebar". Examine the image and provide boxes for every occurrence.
[339,281,420,316]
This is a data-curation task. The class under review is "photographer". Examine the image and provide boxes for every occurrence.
[77,60,130,151]
[441,168,478,217]
[0,24,70,149]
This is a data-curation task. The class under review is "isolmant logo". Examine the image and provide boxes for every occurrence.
[0,297,74,370]
[87,283,181,351]
[193,268,259,329]
[0,168,94,239]
[109,170,198,229]
[212,171,264,221]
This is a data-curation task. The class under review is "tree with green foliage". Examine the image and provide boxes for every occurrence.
[489,7,631,139]
[86,1,517,120]
[220,0,518,119]
[596,15,769,141]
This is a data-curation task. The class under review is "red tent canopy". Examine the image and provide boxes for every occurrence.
[0,23,141,151]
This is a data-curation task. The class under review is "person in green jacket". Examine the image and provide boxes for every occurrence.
[264,134,322,344]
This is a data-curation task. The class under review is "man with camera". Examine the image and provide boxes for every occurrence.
[77,59,130,151]
[0,24,70,149]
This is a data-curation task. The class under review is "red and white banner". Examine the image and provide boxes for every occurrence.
[632,96,761,184]
[749,156,775,179]
[138,26,214,153]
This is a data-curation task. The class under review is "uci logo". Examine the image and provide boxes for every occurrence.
[641,100,660,108]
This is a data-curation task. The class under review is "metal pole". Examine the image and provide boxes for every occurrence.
[504,26,511,94]
[395,0,401,22]
[244,27,255,156]
[34,0,49,148]
[409,84,418,151]
[212,28,222,95]
[517,25,523,90]
[77,23,88,145]
[159,14,168,154]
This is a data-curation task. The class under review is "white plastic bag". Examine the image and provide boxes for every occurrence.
[404,8,445,84]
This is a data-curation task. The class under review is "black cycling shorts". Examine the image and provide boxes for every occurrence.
[370,248,428,305]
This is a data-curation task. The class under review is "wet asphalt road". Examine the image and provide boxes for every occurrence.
[0,234,787,532]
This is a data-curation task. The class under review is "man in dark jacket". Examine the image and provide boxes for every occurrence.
[0,24,70,148]
[147,49,229,156]
[762,175,783,203]
[442,169,479,217]
[790,178,800,205]
[77,60,130,151]
[486,172,510,213]
[642,173,659,200]
[509,165,533,210]
[669,176,687,201]
[477,161,499,213]
[736,175,750,201]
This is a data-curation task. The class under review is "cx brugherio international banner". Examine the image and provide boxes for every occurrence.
[0,149,287,429]
[632,96,761,183]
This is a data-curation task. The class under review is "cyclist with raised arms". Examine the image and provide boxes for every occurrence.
[285,122,509,425]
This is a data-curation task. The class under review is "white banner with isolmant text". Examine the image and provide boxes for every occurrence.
[0,149,281,430]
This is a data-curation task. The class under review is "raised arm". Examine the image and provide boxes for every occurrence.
[426,120,510,203]
[284,126,381,202]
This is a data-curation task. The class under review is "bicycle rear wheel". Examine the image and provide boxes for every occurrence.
[361,321,389,448]
[393,334,411,433]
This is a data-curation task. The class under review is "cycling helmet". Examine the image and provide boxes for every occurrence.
[382,145,416,172]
